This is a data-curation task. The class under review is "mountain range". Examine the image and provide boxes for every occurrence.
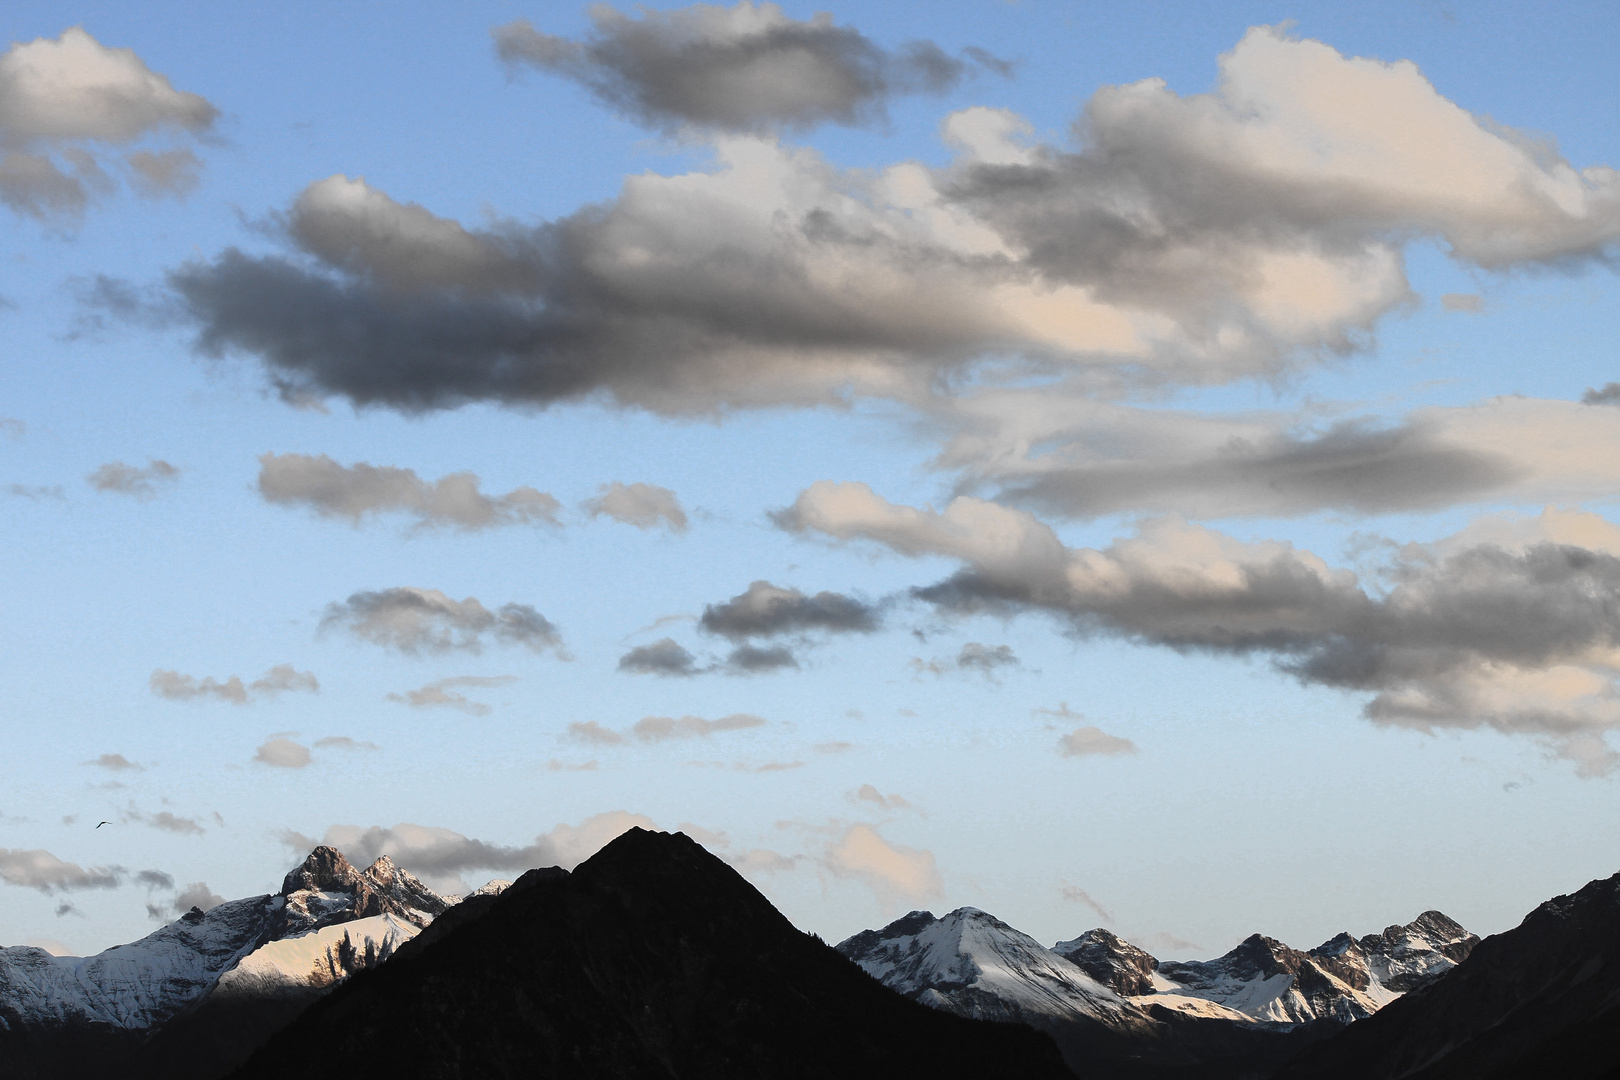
[2,831,1617,1078]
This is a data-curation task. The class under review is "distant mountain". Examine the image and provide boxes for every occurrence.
[1276,870,1620,1080]
[0,846,491,1080]
[838,907,1476,1078]
[230,829,1073,1079]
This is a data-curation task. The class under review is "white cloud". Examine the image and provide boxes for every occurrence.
[1058,726,1139,758]
[253,737,312,769]
[0,848,123,893]
[386,675,516,716]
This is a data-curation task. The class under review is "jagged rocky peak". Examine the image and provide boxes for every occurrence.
[278,846,451,936]
[1051,928,1159,996]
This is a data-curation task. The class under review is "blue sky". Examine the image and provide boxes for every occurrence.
[3,0,1620,959]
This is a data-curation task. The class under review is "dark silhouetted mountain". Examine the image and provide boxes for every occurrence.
[229,828,1072,1079]
[1277,870,1620,1080]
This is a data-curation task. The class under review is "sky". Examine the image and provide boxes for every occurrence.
[3,0,1620,961]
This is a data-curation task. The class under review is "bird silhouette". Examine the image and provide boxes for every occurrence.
[96,821,111,828]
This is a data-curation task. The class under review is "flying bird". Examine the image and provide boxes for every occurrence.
[96,821,111,828]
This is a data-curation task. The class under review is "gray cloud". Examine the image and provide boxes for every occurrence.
[632,713,765,741]
[6,483,64,500]
[172,881,225,914]
[0,849,124,893]
[584,481,687,532]
[1583,383,1620,406]
[127,810,205,836]
[493,2,988,134]
[135,869,174,890]
[1059,884,1116,923]
[0,417,22,437]
[0,28,215,223]
[1058,726,1138,758]
[700,580,879,640]
[88,753,142,772]
[87,459,178,499]
[258,453,560,530]
[568,713,766,743]
[618,637,700,676]
[163,28,1620,423]
[254,737,312,769]
[787,483,1620,771]
[912,641,1019,679]
[322,587,565,657]
[149,664,318,705]
[310,812,655,893]
[386,675,516,716]
[850,784,911,810]
[724,644,799,672]
[939,394,1620,521]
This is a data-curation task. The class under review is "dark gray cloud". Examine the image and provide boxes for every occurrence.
[700,580,879,640]
[787,483,1620,771]
[258,453,559,530]
[0,848,124,893]
[322,587,565,657]
[1583,383,1620,406]
[87,459,178,499]
[494,3,992,134]
[724,644,798,672]
[135,869,175,890]
[150,663,318,704]
[584,481,687,532]
[617,637,700,676]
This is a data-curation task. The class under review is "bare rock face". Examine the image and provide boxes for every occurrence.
[1052,927,1159,996]
[277,847,450,936]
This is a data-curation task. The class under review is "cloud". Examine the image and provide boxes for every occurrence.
[313,812,656,893]
[128,810,205,836]
[0,28,216,223]
[493,2,987,134]
[386,675,517,716]
[312,736,380,752]
[170,29,1620,418]
[584,481,687,532]
[618,637,701,676]
[1583,383,1620,406]
[700,580,878,640]
[6,483,64,500]
[149,664,318,705]
[823,824,942,910]
[86,459,177,499]
[88,753,141,772]
[788,484,1620,772]
[257,453,560,530]
[0,417,22,437]
[1441,292,1483,313]
[940,394,1620,521]
[723,644,799,672]
[1059,726,1139,758]
[571,713,767,744]
[546,758,599,772]
[632,713,766,740]
[322,587,565,657]
[254,737,312,769]
[1059,884,1115,923]
[0,849,123,893]
[172,882,225,913]
[134,869,175,890]
[849,784,911,811]
[912,641,1019,679]
[813,741,854,754]
[567,721,626,746]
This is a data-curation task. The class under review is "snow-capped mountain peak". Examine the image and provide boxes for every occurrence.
[277,846,450,936]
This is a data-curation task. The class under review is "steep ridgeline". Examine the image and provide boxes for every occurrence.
[1278,870,1620,1080]
[0,847,496,1080]
[839,908,1477,1079]
[233,830,1074,1080]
